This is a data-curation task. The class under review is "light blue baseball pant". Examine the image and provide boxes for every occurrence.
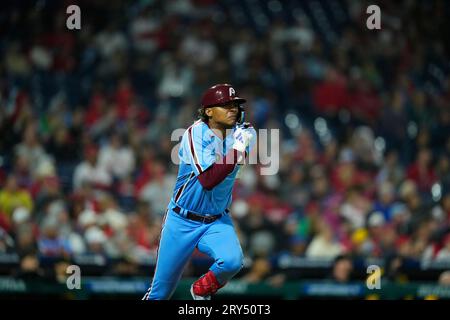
[142,206,243,300]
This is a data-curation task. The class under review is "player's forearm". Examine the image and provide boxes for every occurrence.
[198,149,245,190]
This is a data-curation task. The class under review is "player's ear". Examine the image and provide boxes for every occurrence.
[205,107,213,119]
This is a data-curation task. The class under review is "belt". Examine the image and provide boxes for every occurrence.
[173,205,223,224]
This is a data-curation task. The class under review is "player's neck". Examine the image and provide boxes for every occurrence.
[207,120,229,139]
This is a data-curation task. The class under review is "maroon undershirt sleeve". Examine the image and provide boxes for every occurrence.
[197,149,245,190]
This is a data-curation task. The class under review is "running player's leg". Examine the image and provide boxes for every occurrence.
[194,213,244,296]
[144,209,200,300]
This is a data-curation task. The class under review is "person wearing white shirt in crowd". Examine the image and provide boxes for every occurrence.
[306,219,344,259]
[436,234,450,262]
[139,159,176,218]
[73,144,112,191]
[98,132,135,179]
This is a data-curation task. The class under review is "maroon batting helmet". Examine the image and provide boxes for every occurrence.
[201,84,246,108]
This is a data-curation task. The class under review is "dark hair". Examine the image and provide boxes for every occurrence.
[333,254,352,265]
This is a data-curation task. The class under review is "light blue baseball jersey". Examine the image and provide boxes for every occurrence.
[171,120,256,215]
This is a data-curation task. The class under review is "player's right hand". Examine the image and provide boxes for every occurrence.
[232,126,253,153]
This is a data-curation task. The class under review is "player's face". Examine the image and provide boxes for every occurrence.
[207,103,240,127]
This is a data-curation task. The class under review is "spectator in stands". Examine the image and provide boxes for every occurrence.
[13,254,46,279]
[435,234,450,262]
[95,22,128,61]
[45,126,80,163]
[15,222,38,257]
[438,271,450,286]
[37,217,72,258]
[98,131,135,180]
[14,123,49,175]
[84,226,107,255]
[239,195,282,258]
[339,186,372,231]
[375,150,404,188]
[31,160,60,210]
[130,6,162,54]
[406,148,437,194]
[312,66,348,118]
[306,219,344,259]
[0,175,33,221]
[378,91,408,156]
[73,144,112,191]
[329,254,354,283]
[139,159,177,218]
[390,202,411,235]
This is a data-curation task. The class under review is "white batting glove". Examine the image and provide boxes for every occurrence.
[233,127,253,153]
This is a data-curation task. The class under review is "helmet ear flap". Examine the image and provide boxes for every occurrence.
[237,105,245,124]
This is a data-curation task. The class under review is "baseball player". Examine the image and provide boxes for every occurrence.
[142,84,256,300]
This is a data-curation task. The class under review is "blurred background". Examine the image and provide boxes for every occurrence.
[0,0,449,299]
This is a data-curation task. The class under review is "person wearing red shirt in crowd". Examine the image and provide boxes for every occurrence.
[312,67,348,117]
[406,148,437,193]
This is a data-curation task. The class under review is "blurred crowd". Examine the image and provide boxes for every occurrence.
[0,0,450,283]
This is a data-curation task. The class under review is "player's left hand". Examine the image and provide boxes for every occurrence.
[232,126,253,153]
